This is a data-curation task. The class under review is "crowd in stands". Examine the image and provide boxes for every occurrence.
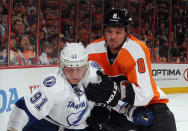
[0,0,187,67]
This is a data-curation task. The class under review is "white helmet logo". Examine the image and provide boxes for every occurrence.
[71,54,77,59]
[113,13,117,18]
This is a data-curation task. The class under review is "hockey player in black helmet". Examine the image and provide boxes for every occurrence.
[104,8,132,31]
[86,8,177,131]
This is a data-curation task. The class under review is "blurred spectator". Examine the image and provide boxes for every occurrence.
[170,41,179,62]
[39,29,45,41]
[153,39,165,63]
[10,36,25,66]
[154,39,160,56]
[146,39,153,52]
[175,51,187,63]
[0,45,7,66]
[12,2,20,16]
[19,1,26,15]
[0,7,8,41]
[27,6,37,26]
[61,25,73,40]
[19,34,36,65]
[28,22,37,45]
[159,39,169,62]
[0,38,3,46]
[61,7,75,27]
[12,19,26,38]
[10,34,36,66]
[159,30,168,42]
[92,7,102,26]
[46,24,58,38]
[184,36,188,45]
[0,0,187,67]
[39,41,57,65]
[146,29,153,41]
[45,11,58,26]
[156,22,168,40]
[179,40,187,56]
[144,21,150,32]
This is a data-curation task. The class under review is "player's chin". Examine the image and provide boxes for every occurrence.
[108,43,120,49]
[69,79,81,84]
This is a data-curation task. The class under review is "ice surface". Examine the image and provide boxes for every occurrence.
[167,93,188,131]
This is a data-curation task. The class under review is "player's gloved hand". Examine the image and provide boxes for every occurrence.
[125,105,153,126]
[85,70,120,107]
[86,105,111,131]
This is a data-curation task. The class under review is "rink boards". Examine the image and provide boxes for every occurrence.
[152,64,188,94]
[0,64,188,130]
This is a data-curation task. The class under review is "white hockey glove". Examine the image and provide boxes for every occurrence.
[125,105,153,126]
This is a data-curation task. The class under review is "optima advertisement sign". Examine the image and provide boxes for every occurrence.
[152,64,188,88]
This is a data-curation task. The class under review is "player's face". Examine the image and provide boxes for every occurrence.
[104,27,127,54]
[63,65,88,84]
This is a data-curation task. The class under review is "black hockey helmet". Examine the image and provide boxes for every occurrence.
[104,8,132,31]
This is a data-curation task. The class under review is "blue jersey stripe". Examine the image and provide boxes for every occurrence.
[15,97,38,121]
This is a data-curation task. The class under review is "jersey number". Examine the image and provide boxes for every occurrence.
[137,58,146,73]
[30,91,48,111]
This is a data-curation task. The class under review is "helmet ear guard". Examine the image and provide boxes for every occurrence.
[104,8,132,32]
[60,42,88,67]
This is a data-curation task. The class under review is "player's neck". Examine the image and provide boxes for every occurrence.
[109,48,120,55]
[107,48,118,64]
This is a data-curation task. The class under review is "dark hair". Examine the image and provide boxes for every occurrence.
[13,18,24,26]
[0,45,7,51]
[2,7,8,16]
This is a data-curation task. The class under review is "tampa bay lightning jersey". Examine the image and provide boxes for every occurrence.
[23,61,101,129]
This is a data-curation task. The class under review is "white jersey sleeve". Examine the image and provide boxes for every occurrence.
[7,105,29,131]
[24,74,59,120]
[7,73,59,131]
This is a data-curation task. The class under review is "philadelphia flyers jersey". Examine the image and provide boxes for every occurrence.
[86,35,169,106]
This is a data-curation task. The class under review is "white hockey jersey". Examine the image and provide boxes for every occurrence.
[8,61,101,130]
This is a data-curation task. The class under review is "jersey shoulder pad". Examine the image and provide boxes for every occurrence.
[88,61,102,83]
[42,75,56,88]
[89,61,103,70]
[40,72,59,92]
[86,40,106,54]
[40,71,66,95]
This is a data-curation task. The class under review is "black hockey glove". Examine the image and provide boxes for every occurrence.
[125,105,153,126]
[85,70,120,107]
[86,105,111,131]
